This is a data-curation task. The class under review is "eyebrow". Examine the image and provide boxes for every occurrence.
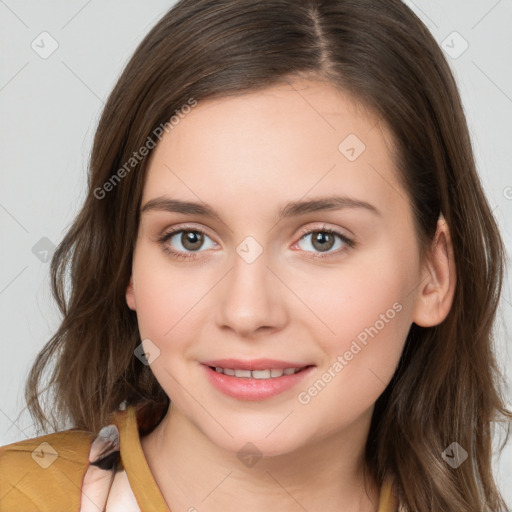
[140,195,381,221]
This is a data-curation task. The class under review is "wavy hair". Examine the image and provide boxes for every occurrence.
[24,0,511,510]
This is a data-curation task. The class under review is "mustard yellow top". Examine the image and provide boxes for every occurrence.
[0,404,398,511]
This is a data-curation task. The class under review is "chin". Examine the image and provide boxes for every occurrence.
[205,426,304,460]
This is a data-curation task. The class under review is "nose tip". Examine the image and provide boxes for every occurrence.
[214,253,286,338]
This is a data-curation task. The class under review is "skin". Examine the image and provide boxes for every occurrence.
[125,77,456,512]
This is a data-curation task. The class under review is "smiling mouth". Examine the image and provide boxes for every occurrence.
[207,365,313,379]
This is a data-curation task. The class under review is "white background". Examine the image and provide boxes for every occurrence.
[1,0,511,506]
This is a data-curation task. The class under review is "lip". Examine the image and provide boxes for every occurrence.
[201,362,315,401]
[201,358,312,371]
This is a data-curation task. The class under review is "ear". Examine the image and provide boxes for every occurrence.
[412,214,456,327]
[126,275,137,311]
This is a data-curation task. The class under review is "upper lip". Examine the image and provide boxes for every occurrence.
[201,358,314,371]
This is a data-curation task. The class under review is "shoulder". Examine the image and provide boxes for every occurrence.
[0,428,94,511]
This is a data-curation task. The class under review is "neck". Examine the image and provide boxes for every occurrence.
[141,403,381,512]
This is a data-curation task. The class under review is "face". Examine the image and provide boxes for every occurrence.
[126,78,429,457]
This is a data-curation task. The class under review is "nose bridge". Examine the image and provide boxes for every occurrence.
[215,235,286,335]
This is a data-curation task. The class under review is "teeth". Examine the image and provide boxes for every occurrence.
[253,369,271,378]
[234,369,251,378]
[213,366,303,379]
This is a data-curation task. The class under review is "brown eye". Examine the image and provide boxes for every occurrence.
[310,231,336,252]
[180,231,205,251]
[296,227,355,259]
[158,227,216,260]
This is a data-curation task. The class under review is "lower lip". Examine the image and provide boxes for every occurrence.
[202,364,315,401]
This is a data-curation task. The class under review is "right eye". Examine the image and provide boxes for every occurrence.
[158,227,217,260]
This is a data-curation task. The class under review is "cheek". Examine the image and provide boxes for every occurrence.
[293,243,418,416]
[293,293,412,429]
[299,240,417,342]
[297,245,416,374]
[131,247,202,343]
[132,264,203,401]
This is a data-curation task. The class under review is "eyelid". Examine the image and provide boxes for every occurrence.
[157,223,216,242]
[295,222,353,242]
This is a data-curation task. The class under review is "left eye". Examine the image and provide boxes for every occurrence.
[295,228,355,257]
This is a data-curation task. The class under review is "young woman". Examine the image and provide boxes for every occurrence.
[1,0,510,511]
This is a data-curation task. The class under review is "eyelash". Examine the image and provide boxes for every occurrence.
[157,224,356,261]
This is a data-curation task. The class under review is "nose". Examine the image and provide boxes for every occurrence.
[214,246,287,339]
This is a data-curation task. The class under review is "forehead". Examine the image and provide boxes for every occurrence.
[141,79,407,221]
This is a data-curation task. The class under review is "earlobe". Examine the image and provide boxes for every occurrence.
[412,216,457,327]
[125,275,136,311]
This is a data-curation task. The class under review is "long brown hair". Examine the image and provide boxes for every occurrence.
[24,0,511,510]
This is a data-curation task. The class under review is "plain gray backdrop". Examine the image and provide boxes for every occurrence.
[1,0,511,506]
